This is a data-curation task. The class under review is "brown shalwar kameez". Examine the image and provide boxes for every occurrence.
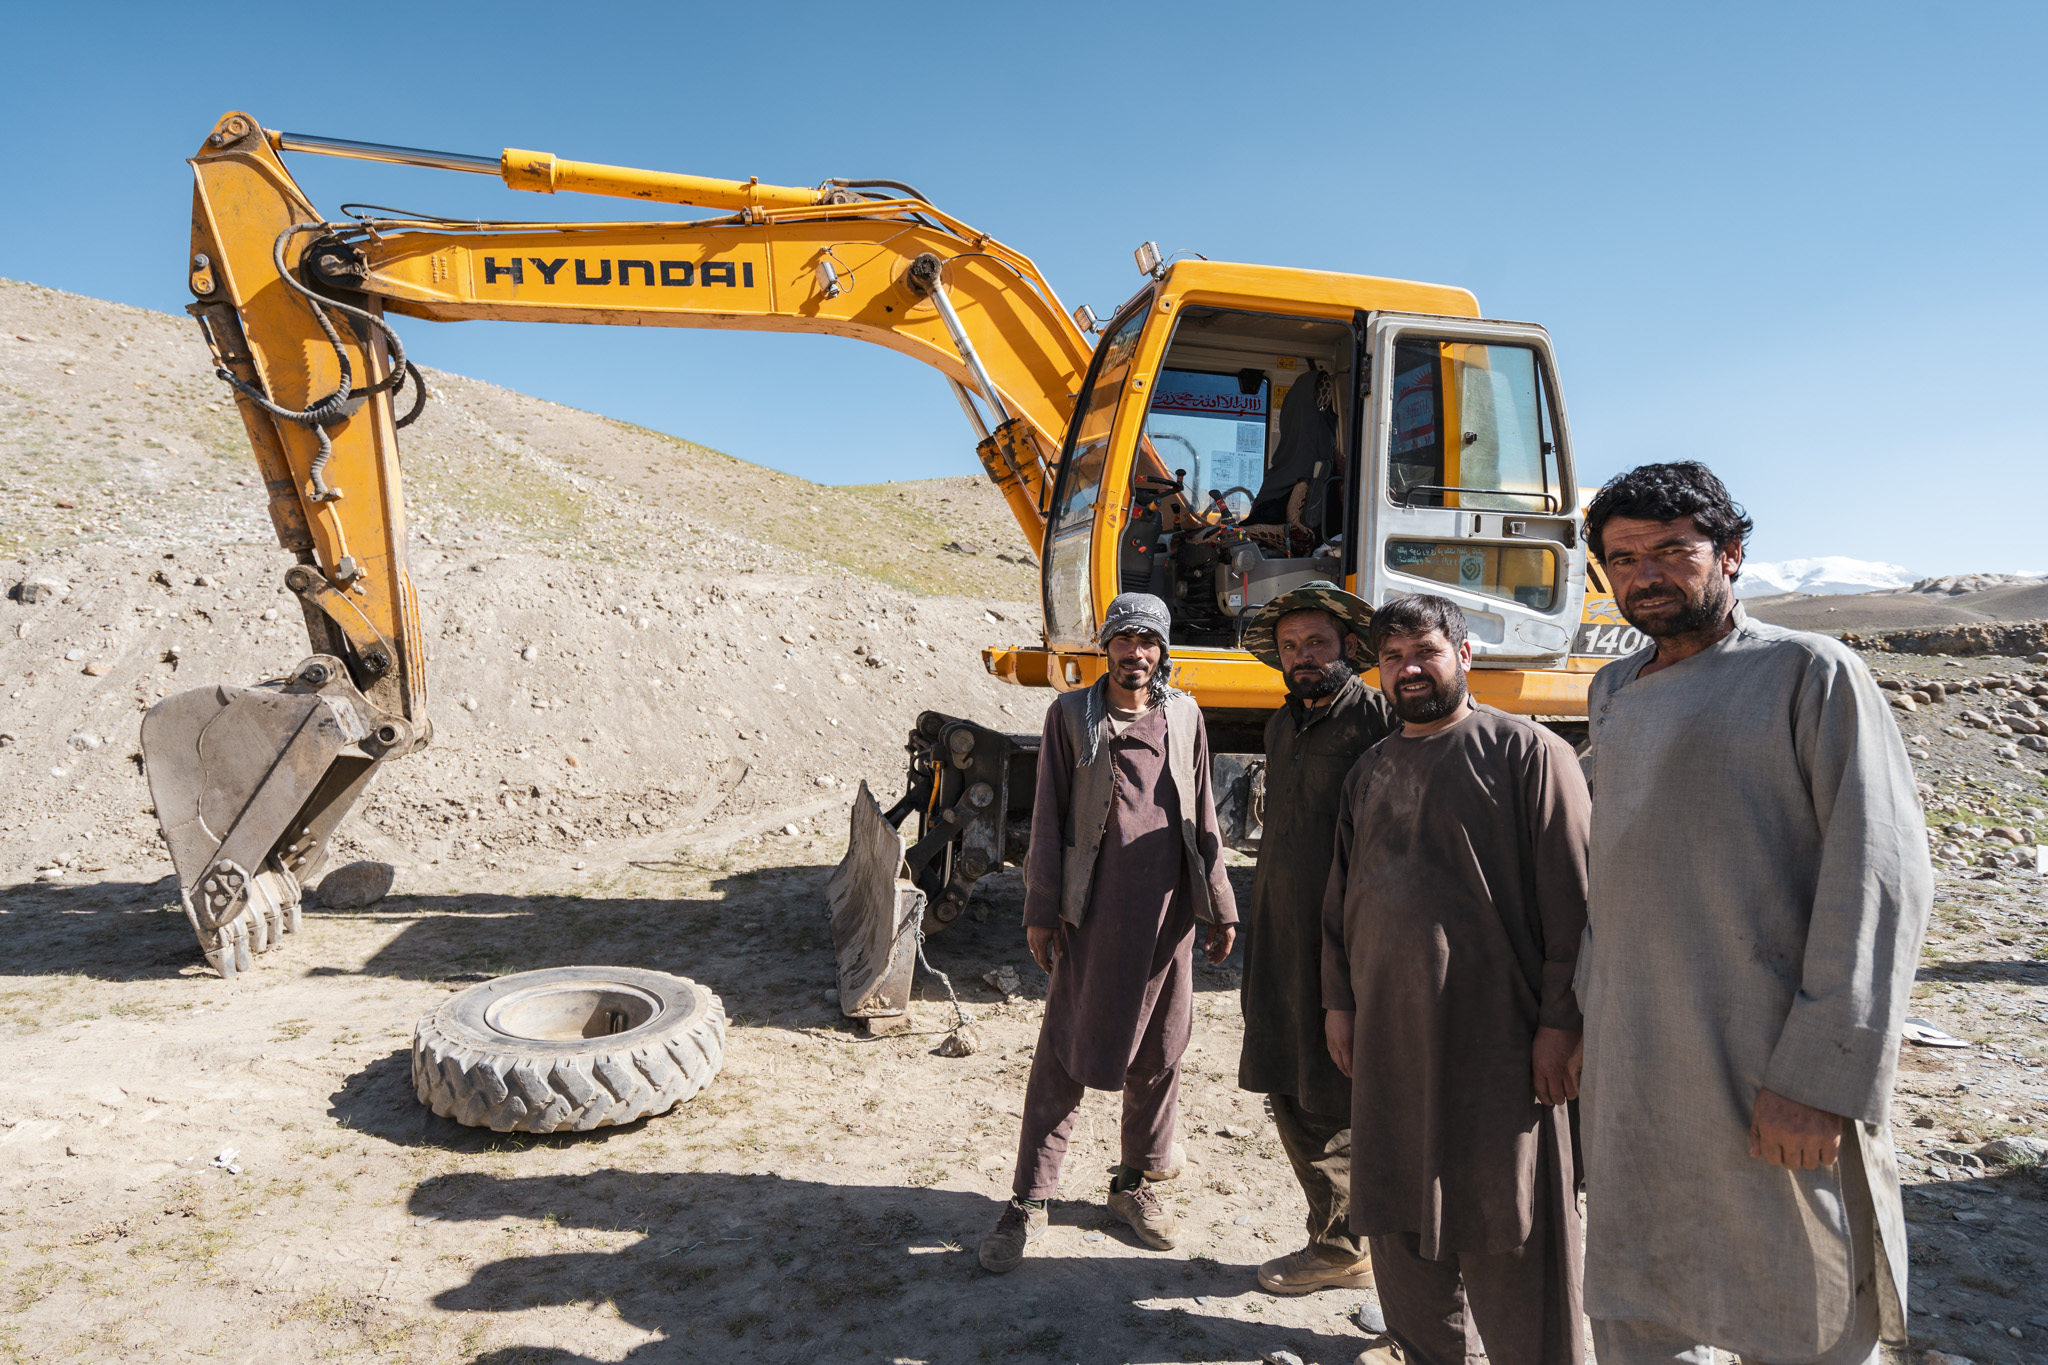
[1320,705,1590,1365]
[1012,695,1237,1200]
[1239,674,1394,1260]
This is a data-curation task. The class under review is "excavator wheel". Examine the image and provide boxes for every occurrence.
[412,967,726,1133]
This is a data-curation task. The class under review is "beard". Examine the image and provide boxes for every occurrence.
[1286,658,1354,701]
[1619,572,1733,639]
[1388,669,1469,724]
[1112,657,1157,692]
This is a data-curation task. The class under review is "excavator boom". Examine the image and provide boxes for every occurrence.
[152,111,1092,979]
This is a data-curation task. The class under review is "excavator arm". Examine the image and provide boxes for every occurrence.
[151,110,1093,978]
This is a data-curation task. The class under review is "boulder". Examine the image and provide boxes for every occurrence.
[1978,1135,2047,1166]
[12,575,69,605]
[312,860,397,909]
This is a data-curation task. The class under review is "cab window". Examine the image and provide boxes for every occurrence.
[1387,339,1558,512]
[1049,310,1144,530]
[1144,368,1268,521]
[1044,308,1147,641]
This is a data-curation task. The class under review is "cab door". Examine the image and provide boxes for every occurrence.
[1358,315,1583,665]
[1041,296,1151,646]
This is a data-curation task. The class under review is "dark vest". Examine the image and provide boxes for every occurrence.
[1050,681,1216,926]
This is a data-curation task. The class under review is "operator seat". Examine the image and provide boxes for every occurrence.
[1241,364,1339,554]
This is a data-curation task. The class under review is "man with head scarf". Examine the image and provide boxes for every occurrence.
[1234,582,1393,1296]
[979,592,1239,1273]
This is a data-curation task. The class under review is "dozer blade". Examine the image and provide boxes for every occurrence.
[141,655,401,979]
[823,781,925,1021]
[825,713,1039,1027]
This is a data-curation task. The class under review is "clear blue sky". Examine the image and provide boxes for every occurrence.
[5,2,2042,575]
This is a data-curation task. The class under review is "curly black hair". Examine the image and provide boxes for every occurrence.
[1584,462,1754,564]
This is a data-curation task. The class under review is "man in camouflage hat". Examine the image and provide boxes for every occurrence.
[980,592,1239,1273]
[1237,581,1394,1295]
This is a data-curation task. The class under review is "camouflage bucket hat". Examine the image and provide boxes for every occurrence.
[1240,581,1376,671]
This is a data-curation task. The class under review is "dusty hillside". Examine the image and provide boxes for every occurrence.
[0,277,1048,889]
[0,276,1038,593]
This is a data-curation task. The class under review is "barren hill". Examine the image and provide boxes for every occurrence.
[0,275,1050,888]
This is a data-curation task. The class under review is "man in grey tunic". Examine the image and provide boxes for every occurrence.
[1578,463,1931,1365]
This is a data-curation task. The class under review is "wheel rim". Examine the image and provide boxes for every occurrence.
[483,980,664,1041]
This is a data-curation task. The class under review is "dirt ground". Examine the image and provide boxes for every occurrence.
[2,278,2046,1364]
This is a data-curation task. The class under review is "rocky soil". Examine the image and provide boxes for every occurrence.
[0,276,2044,1364]
[1866,656,2048,1363]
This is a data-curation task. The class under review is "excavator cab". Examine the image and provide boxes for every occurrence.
[1043,286,1583,676]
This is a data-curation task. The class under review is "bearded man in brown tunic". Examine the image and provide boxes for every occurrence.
[979,592,1239,1274]
[1235,582,1393,1296]
[1323,594,1591,1365]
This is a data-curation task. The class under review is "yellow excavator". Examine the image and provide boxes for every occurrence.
[149,110,1623,1010]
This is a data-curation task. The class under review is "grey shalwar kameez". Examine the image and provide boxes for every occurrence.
[1580,606,1931,1364]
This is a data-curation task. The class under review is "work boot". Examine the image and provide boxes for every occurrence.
[1355,1338,1406,1365]
[1257,1244,1376,1294]
[978,1199,1047,1273]
[1141,1141,1187,1183]
[1106,1182,1180,1249]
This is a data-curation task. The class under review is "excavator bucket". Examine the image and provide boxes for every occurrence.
[141,655,400,979]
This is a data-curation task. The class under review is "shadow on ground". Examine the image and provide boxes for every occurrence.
[410,1169,1364,1365]
[1915,960,2048,986]
[1900,1161,2048,1360]
[0,862,1246,1002]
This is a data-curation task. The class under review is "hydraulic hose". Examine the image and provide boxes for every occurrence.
[209,223,426,500]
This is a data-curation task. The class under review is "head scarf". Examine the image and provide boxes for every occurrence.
[1084,592,1183,764]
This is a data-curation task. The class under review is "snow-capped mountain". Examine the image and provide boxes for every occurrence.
[1735,557,1915,598]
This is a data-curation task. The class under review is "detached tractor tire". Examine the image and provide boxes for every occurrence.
[412,967,726,1133]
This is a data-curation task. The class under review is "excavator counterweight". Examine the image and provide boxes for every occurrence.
[151,111,1612,1013]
